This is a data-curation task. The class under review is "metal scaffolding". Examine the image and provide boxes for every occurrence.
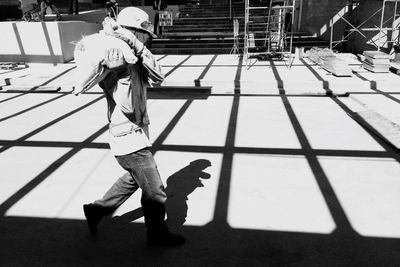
[330,0,400,51]
[244,0,296,68]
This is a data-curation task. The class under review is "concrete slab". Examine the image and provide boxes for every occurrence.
[288,97,385,151]
[319,156,400,238]
[1,54,400,266]
[228,154,336,234]
[340,95,400,150]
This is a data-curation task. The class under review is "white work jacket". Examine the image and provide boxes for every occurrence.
[99,46,164,156]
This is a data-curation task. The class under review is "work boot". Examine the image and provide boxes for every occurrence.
[83,203,106,235]
[147,229,186,247]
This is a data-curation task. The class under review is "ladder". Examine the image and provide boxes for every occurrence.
[244,0,296,68]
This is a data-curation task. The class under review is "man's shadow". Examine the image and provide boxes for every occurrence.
[165,159,211,232]
[110,159,211,232]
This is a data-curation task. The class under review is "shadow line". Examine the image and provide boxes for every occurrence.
[0,94,67,122]
[353,71,400,105]
[299,59,400,161]
[156,55,168,61]
[269,59,285,94]
[0,139,396,158]
[12,23,25,59]
[0,95,104,154]
[300,58,332,95]
[41,22,56,66]
[152,99,193,146]
[270,60,355,233]
[164,55,192,78]
[0,125,108,216]
[212,94,239,225]
[194,55,218,87]
[33,66,76,90]
[0,92,27,104]
[234,55,243,93]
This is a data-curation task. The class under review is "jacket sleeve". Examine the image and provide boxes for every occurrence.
[103,28,165,84]
[137,46,165,84]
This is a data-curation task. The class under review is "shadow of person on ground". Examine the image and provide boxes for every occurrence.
[109,159,211,231]
[164,159,212,233]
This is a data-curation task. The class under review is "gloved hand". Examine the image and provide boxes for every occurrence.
[101,17,145,55]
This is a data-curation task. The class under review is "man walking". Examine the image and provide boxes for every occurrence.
[77,7,185,247]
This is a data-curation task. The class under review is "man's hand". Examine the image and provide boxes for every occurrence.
[103,48,126,69]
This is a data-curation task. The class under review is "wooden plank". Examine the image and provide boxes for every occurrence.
[356,109,400,150]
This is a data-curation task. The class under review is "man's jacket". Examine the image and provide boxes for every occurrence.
[99,46,164,156]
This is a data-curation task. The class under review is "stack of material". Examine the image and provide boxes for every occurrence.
[322,57,353,76]
[307,47,352,76]
[307,47,336,64]
[362,51,391,73]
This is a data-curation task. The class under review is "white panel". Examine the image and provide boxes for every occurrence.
[165,66,205,83]
[157,55,191,66]
[0,147,69,205]
[212,55,241,66]
[235,97,301,148]
[27,99,107,142]
[147,99,187,143]
[228,154,336,234]
[0,94,104,140]
[319,156,400,238]
[182,55,215,66]
[163,96,233,147]
[5,149,121,219]
[47,22,63,55]
[289,97,384,151]
[17,22,53,55]
[0,22,21,54]
[0,94,54,119]
[202,66,237,83]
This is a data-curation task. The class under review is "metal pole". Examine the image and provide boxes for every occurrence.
[297,0,303,31]
[330,18,334,50]
[229,0,232,19]
[379,0,386,51]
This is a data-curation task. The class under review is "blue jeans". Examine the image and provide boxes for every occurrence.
[94,148,167,231]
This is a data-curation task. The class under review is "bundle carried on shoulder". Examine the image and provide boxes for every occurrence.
[73,18,138,95]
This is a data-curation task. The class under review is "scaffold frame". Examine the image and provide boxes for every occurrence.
[330,0,400,52]
[243,0,296,69]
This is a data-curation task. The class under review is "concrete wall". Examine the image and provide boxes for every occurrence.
[300,0,348,39]
[0,21,101,63]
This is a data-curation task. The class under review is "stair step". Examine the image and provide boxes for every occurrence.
[152,2,327,54]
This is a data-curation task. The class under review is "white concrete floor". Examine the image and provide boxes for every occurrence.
[0,55,400,266]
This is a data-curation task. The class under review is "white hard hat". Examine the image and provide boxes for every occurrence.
[117,7,156,38]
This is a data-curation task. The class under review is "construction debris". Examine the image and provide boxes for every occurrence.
[0,62,29,70]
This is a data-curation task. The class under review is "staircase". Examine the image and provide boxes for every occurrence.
[151,1,330,54]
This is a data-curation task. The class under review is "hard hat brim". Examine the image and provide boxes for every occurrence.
[123,25,158,39]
